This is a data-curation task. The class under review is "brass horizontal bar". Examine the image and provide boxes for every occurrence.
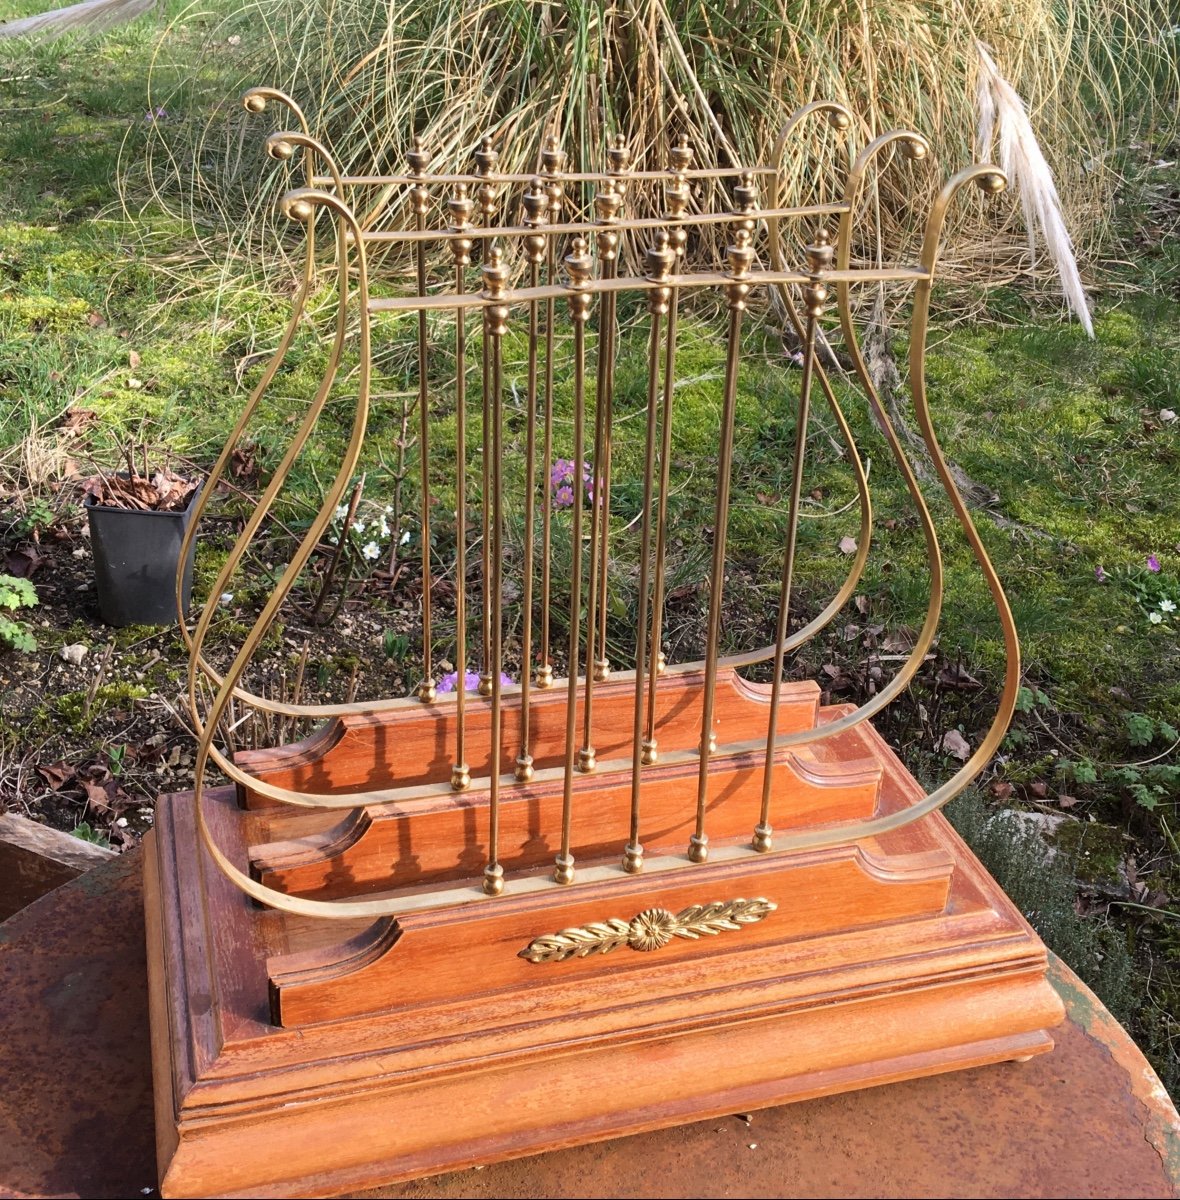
[357,204,852,245]
[366,267,927,313]
[313,165,785,188]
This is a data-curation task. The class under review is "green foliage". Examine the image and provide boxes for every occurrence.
[0,574,38,652]
[948,791,1135,1014]
[382,629,409,661]
[71,821,110,849]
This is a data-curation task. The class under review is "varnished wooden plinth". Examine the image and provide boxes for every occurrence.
[145,705,1064,1199]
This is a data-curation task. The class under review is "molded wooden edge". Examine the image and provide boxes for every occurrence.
[265,839,956,1025]
[246,743,884,892]
[155,977,1062,1199]
[143,830,181,1189]
[233,670,822,807]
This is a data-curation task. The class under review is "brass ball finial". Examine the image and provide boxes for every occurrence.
[902,135,929,160]
[827,108,852,131]
[243,91,267,113]
[282,195,313,223]
[265,134,295,161]
[976,170,1007,195]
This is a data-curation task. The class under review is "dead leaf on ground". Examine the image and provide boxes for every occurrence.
[5,545,45,578]
[837,536,857,556]
[937,662,982,690]
[939,729,971,761]
[1028,780,1049,799]
[1056,794,1078,809]
[991,780,1014,800]
[36,762,76,790]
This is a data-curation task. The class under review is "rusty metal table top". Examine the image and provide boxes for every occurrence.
[1,850,1176,1200]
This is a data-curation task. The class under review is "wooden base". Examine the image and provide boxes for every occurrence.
[144,701,1064,1198]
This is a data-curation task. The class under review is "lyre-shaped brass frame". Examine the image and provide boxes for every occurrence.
[176,90,1020,922]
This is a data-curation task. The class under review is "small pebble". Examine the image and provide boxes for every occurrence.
[59,643,88,665]
[748,1143,758,1150]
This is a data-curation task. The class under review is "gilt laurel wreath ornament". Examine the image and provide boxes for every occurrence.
[517,897,777,964]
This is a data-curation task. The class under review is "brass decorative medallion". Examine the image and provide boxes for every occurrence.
[517,897,777,964]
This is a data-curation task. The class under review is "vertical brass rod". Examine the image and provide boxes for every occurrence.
[624,232,676,874]
[593,137,630,687]
[475,136,498,697]
[482,245,509,896]
[643,141,692,762]
[755,317,817,849]
[688,227,755,864]
[409,141,435,702]
[517,178,548,781]
[448,185,475,791]
[556,237,592,886]
[537,136,566,690]
[755,228,832,851]
[581,181,622,772]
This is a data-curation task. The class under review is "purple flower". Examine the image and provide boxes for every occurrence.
[143,106,167,123]
[1095,565,1106,582]
[550,457,596,508]
[436,670,514,693]
[1147,554,1161,573]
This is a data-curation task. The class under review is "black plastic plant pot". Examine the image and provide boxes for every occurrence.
[85,483,202,627]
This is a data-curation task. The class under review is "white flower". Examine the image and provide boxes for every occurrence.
[218,592,234,606]
[400,529,411,545]
[1161,599,1177,613]
[1149,610,1164,624]
[351,520,366,536]
[384,504,394,514]
[334,504,349,521]
[362,540,380,561]
[379,518,390,537]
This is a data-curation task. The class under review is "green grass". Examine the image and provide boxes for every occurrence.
[2,1,1179,1092]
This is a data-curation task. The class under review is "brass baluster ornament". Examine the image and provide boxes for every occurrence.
[536,131,566,691]
[474,134,500,698]
[408,138,436,703]
[688,180,757,866]
[555,236,593,887]
[754,225,832,853]
[447,182,475,792]
[481,243,510,896]
[643,133,692,767]
[624,229,677,875]
[517,177,549,783]
[580,175,624,775]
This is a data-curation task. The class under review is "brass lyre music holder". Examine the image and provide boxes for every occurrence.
[143,89,1065,1198]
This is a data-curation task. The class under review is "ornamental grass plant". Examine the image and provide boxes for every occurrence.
[133,0,1178,305]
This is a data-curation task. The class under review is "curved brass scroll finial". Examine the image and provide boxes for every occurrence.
[241,86,310,136]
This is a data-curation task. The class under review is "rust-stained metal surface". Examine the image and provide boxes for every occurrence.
[0,851,1176,1200]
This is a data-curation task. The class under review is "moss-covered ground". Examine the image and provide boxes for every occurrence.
[1,2,1179,1094]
